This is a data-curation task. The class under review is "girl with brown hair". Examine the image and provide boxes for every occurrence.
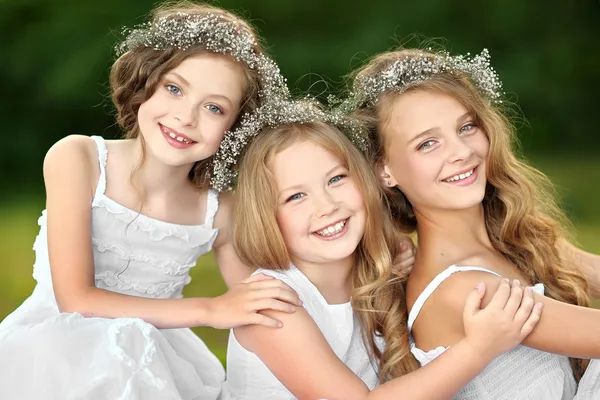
[0,2,299,399]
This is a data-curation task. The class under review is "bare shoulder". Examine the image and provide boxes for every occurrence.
[43,135,98,179]
[433,259,505,313]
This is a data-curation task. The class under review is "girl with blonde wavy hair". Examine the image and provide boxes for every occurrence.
[348,46,600,399]
[223,98,544,400]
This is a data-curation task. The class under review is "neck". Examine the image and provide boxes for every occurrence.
[291,256,353,305]
[415,204,494,269]
[128,138,197,200]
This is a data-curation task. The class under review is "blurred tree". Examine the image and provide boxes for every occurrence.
[0,0,598,200]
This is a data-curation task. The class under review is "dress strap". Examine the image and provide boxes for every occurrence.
[407,265,501,332]
[90,136,108,202]
[204,189,219,229]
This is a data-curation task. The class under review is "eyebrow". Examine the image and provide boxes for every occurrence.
[407,112,472,145]
[165,72,191,88]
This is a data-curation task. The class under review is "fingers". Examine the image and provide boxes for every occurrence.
[243,273,274,283]
[512,286,534,326]
[392,257,414,277]
[392,240,415,277]
[252,286,303,307]
[503,279,524,316]
[487,278,511,309]
[463,282,486,320]
[520,302,543,337]
[250,313,283,328]
[252,298,297,314]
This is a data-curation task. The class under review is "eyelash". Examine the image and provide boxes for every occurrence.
[459,122,477,134]
[329,174,346,184]
[417,140,436,151]
[284,174,347,203]
[164,84,224,115]
[417,122,478,151]
[165,84,182,96]
[205,104,223,115]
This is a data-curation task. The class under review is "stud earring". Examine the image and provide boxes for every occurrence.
[387,180,391,186]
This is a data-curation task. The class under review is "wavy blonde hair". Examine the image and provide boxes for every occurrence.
[233,116,420,381]
[110,1,264,189]
[350,47,590,379]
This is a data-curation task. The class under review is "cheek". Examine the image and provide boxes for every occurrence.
[473,131,490,158]
[276,209,304,246]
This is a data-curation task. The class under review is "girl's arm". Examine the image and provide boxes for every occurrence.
[45,136,300,329]
[212,193,255,288]
[233,279,541,400]
[558,239,600,298]
[436,271,600,360]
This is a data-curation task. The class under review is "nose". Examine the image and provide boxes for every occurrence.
[314,189,339,218]
[174,100,198,127]
[447,135,474,164]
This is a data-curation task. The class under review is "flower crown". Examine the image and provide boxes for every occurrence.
[116,12,289,99]
[211,97,369,191]
[116,12,294,191]
[342,48,503,112]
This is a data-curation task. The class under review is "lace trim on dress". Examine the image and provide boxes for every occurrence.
[92,239,196,276]
[95,270,191,298]
[93,198,218,248]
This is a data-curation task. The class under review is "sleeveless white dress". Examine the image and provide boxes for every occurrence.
[223,265,383,399]
[0,136,225,400]
[408,265,600,400]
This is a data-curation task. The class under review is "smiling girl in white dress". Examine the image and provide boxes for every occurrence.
[0,2,305,399]
[347,46,600,399]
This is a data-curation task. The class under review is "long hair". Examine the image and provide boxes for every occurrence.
[109,1,265,190]
[350,47,590,379]
[233,117,420,381]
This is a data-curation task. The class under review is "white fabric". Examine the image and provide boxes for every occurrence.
[0,136,224,400]
[223,265,382,399]
[408,265,599,400]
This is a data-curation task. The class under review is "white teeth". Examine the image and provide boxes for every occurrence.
[166,129,192,144]
[316,220,346,237]
[444,169,474,182]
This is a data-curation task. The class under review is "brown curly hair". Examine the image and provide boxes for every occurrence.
[109,1,265,189]
[350,47,590,380]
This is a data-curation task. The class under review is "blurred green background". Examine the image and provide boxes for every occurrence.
[1,0,599,364]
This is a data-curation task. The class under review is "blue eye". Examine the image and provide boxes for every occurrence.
[329,175,346,184]
[165,84,182,96]
[286,193,305,202]
[206,104,223,114]
[459,123,477,133]
[418,140,436,151]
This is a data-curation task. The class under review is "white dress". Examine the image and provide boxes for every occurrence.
[0,136,225,400]
[408,265,600,400]
[223,265,382,399]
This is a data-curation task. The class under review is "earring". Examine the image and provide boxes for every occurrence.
[387,180,392,186]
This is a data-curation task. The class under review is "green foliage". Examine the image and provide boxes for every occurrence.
[1,0,599,197]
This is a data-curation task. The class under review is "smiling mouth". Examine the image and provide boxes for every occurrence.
[442,166,477,183]
[160,124,196,144]
[314,219,347,237]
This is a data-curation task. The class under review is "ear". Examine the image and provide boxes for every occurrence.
[379,164,399,188]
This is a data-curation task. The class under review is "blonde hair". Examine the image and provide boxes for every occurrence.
[110,1,265,189]
[233,117,420,381]
[350,47,590,379]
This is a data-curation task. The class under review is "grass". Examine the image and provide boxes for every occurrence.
[1,157,599,363]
